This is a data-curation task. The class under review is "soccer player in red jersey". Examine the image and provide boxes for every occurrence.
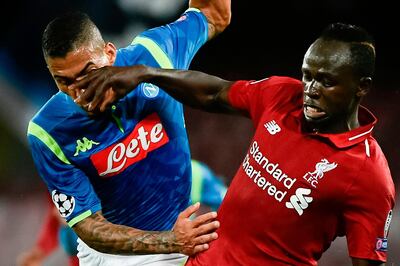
[71,23,395,265]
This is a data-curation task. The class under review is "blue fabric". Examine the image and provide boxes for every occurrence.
[59,225,79,256]
[191,160,227,211]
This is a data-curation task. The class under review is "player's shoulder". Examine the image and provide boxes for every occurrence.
[251,75,302,88]
[352,137,395,193]
[136,7,207,43]
[29,92,83,135]
[362,137,392,174]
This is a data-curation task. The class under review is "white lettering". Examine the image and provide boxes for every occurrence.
[99,123,164,176]
[100,143,127,176]
[137,126,150,150]
[241,141,299,204]
[284,177,296,189]
[126,139,139,158]
[150,123,163,142]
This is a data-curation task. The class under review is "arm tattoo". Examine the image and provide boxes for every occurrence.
[73,212,182,255]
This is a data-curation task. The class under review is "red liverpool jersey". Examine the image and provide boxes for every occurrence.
[186,76,395,265]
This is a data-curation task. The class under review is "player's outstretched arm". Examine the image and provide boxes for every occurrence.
[189,0,231,39]
[73,202,219,255]
[72,65,237,114]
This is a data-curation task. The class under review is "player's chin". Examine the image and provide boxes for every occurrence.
[303,113,330,126]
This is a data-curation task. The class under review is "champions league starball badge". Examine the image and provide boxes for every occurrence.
[51,190,75,218]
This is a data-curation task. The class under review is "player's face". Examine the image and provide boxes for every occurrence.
[46,42,116,100]
[301,39,363,133]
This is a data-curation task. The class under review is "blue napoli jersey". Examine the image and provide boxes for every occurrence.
[27,8,208,230]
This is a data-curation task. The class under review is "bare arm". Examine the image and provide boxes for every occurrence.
[72,65,239,114]
[73,202,219,255]
[189,0,231,39]
[352,258,385,266]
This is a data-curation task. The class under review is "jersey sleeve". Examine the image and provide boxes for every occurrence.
[228,76,303,126]
[117,8,208,70]
[343,150,395,262]
[27,130,102,227]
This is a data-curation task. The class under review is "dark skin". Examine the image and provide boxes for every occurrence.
[71,39,382,265]
[43,0,231,256]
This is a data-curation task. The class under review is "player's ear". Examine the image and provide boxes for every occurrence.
[356,76,372,97]
[104,42,117,65]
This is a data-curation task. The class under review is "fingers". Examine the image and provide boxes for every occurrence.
[190,232,219,254]
[194,232,218,244]
[86,79,110,112]
[74,72,105,106]
[99,89,117,112]
[192,243,210,254]
[178,202,201,219]
[69,68,114,113]
[191,211,218,227]
[194,220,220,236]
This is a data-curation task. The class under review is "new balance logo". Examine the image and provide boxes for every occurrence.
[74,137,100,156]
[264,120,281,135]
[285,188,313,216]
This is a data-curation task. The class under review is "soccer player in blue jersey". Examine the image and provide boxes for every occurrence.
[26,1,230,265]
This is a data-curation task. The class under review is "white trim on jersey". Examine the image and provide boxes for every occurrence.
[364,139,370,157]
[348,126,374,141]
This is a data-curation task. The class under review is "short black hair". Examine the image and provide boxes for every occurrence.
[42,11,104,58]
[319,22,375,77]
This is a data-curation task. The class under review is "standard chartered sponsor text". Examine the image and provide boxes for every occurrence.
[242,141,297,202]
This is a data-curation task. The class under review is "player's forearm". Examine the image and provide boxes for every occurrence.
[73,212,181,255]
[189,0,231,38]
[142,66,235,113]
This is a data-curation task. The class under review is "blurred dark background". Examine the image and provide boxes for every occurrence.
[0,0,398,265]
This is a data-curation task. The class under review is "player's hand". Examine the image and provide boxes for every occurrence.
[70,65,145,113]
[172,202,219,256]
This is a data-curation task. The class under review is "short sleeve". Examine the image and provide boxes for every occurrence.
[117,8,208,70]
[228,76,303,125]
[343,153,395,262]
[27,127,101,227]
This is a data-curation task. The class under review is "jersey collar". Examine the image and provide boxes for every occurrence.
[305,106,377,148]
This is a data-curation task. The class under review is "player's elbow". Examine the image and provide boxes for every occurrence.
[219,7,232,29]
[212,10,231,35]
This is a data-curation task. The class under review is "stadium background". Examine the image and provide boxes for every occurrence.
[0,0,398,265]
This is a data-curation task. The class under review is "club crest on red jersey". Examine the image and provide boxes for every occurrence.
[90,113,169,177]
[303,159,337,188]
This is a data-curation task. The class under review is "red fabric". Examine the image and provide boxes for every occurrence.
[186,76,395,265]
[35,194,60,255]
[68,254,79,266]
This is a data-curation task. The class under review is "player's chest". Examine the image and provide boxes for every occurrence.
[64,111,172,177]
[238,112,357,214]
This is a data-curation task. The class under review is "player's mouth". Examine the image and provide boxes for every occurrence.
[303,104,327,119]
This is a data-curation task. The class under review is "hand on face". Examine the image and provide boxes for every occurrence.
[70,65,146,114]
